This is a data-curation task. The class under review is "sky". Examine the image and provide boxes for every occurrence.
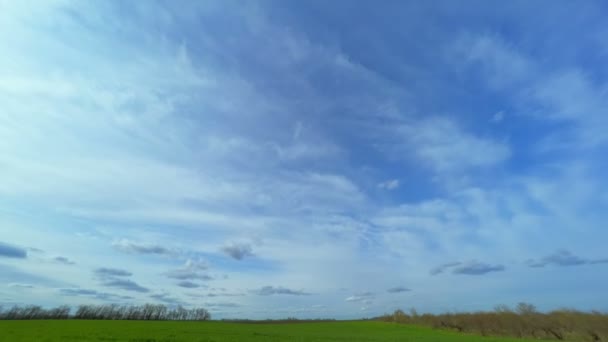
[1,0,608,319]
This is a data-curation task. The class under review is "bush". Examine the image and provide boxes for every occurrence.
[377,303,608,341]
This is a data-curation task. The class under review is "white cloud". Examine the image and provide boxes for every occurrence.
[454,33,534,88]
[222,243,254,260]
[401,117,511,173]
[293,121,304,140]
[7,283,35,289]
[531,69,608,147]
[378,179,400,190]
[492,111,505,123]
[112,239,175,256]
[457,33,608,149]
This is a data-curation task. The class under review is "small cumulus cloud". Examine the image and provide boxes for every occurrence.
[221,243,254,260]
[527,249,608,268]
[176,281,200,288]
[378,179,400,190]
[492,111,505,123]
[94,268,133,277]
[93,265,148,293]
[205,302,241,308]
[60,288,98,296]
[431,261,504,275]
[53,256,76,265]
[184,259,209,270]
[430,262,462,275]
[452,261,505,275]
[8,283,35,289]
[387,286,411,293]
[345,292,374,302]
[165,259,212,281]
[0,241,27,259]
[112,239,174,256]
[100,279,150,293]
[252,286,310,296]
[59,288,133,301]
[166,270,213,281]
[206,292,244,298]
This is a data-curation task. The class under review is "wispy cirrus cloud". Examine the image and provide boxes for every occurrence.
[456,32,608,150]
[400,117,511,174]
[2,0,608,318]
[455,33,533,88]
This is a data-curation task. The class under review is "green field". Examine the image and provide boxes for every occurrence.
[0,320,540,342]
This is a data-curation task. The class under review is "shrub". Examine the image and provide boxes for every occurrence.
[377,303,607,341]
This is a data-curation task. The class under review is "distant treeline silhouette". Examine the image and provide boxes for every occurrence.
[377,303,608,341]
[0,304,210,321]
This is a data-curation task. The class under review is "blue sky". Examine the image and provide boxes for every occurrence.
[1,0,608,319]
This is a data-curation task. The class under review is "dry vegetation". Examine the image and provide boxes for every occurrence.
[377,303,608,342]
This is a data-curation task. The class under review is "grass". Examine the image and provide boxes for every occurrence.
[0,320,542,342]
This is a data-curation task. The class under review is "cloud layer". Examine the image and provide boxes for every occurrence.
[1,0,608,318]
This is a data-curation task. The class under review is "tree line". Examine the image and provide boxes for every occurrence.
[377,303,607,342]
[0,304,210,321]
